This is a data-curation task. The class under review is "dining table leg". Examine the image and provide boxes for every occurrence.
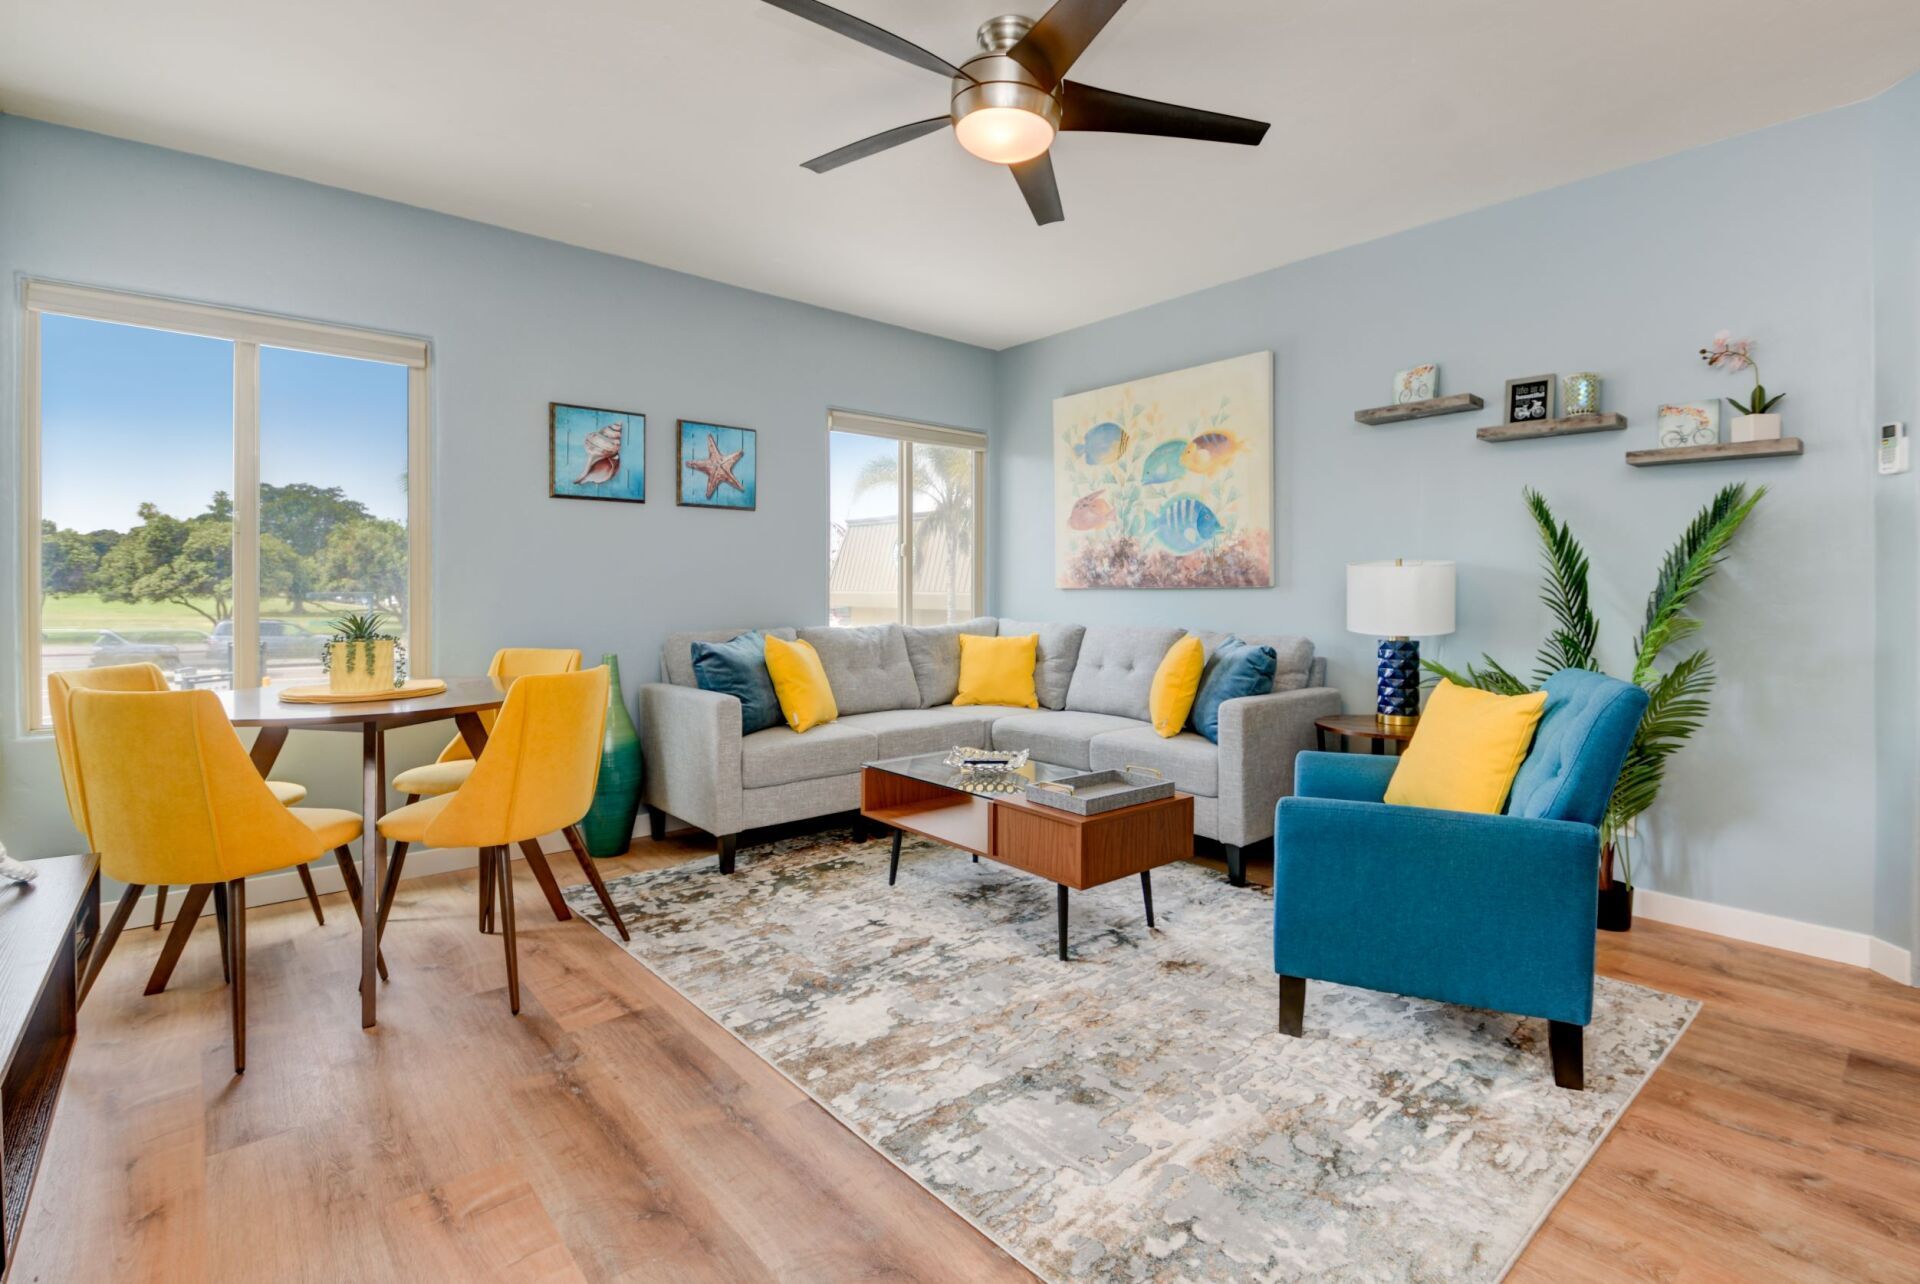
[360,722,387,1028]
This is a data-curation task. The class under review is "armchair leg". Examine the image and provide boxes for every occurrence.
[648,807,667,841]
[1549,1020,1584,1091]
[1223,844,1247,888]
[717,833,738,875]
[1277,975,1305,1036]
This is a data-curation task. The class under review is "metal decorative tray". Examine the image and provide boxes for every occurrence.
[1023,766,1172,815]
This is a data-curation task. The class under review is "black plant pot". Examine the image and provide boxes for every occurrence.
[1597,882,1634,933]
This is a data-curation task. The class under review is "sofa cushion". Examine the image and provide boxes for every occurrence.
[1064,625,1184,719]
[990,710,1148,770]
[662,627,796,687]
[1089,726,1220,797]
[1188,638,1277,743]
[742,721,880,789]
[997,619,1085,709]
[837,706,1010,758]
[901,617,999,706]
[1194,631,1314,692]
[954,633,1039,708]
[796,624,921,715]
[690,630,782,734]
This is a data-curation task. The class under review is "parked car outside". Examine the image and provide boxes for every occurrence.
[207,618,327,669]
[87,629,184,670]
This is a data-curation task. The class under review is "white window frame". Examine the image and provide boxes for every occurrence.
[827,409,987,625]
[18,280,432,732]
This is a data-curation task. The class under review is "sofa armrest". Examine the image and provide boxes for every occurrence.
[1293,751,1397,802]
[1214,686,1343,846]
[1273,797,1600,1025]
[636,683,744,836]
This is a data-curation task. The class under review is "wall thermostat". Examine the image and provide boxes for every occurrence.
[1880,421,1910,475]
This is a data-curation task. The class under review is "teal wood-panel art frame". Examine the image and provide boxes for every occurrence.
[551,402,646,503]
[677,420,756,510]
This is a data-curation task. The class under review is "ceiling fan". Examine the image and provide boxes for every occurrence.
[760,0,1270,225]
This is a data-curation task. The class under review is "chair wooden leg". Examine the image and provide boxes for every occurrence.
[295,862,325,925]
[78,883,144,1009]
[332,847,389,982]
[152,883,167,931]
[213,884,232,985]
[376,841,410,946]
[563,825,629,941]
[495,847,520,1015]
[146,884,213,995]
[228,879,247,1074]
[479,849,495,934]
[515,839,574,923]
[1550,1020,1584,1091]
[1277,975,1306,1037]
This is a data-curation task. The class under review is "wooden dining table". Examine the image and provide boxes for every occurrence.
[200,676,581,1028]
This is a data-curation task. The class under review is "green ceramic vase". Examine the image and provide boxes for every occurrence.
[580,653,644,858]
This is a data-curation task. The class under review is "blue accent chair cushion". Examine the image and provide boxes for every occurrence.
[1188,637,1277,743]
[1273,669,1649,1031]
[691,630,782,734]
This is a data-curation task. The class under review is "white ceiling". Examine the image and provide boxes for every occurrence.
[4,1,1918,349]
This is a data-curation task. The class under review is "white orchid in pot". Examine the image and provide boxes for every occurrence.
[1700,331,1784,443]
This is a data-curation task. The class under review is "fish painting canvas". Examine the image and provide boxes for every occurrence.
[677,420,757,510]
[1054,352,1273,589]
[551,402,646,503]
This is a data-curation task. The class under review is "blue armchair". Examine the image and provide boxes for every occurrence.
[1272,669,1649,1090]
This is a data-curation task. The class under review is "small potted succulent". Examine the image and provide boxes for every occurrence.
[321,612,405,694]
[1700,331,1783,442]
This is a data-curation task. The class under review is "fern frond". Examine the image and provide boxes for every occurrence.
[1631,484,1764,682]
[1524,488,1599,684]
[1423,654,1531,696]
[1606,649,1716,832]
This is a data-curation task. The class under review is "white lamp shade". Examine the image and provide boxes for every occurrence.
[1347,560,1456,637]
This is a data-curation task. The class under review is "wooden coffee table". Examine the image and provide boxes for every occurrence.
[861,753,1194,960]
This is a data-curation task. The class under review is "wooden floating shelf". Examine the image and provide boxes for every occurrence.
[1625,437,1805,467]
[1477,412,1627,443]
[1354,393,1484,426]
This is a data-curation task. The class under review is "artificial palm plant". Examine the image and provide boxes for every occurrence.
[1425,484,1764,892]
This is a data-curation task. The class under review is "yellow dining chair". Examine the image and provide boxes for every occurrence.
[382,646,628,940]
[50,664,328,933]
[377,665,611,1014]
[68,688,368,1072]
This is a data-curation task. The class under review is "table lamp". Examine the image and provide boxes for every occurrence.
[1346,559,1456,728]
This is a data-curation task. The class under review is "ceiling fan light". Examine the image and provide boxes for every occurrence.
[954,106,1056,164]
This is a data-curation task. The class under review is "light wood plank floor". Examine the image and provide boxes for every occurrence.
[15,837,1920,1283]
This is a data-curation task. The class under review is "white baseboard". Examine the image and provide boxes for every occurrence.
[131,842,502,925]
[1632,887,1913,985]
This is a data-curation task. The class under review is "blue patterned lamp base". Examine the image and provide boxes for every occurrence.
[1376,638,1421,727]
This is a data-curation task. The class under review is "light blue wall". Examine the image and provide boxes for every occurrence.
[993,102,1888,939]
[1872,74,1920,969]
[0,116,994,861]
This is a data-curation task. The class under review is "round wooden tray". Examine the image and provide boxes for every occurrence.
[275,678,448,705]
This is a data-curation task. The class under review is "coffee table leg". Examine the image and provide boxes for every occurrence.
[887,829,902,886]
[1056,884,1069,961]
[1140,870,1155,928]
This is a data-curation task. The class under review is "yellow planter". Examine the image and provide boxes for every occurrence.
[326,638,398,694]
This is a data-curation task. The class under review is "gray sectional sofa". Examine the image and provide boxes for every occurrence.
[637,619,1340,886]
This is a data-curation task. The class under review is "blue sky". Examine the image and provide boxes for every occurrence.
[41,314,409,532]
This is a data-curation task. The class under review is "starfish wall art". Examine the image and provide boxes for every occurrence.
[677,420,758,510]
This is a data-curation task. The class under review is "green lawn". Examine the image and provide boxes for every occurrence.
[41,593,347,640]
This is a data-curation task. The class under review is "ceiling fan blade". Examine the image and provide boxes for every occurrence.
[1010,153,1065,225]
[1008,0,1130,88]
[802,117,950,173]
[1060,80,1270,145]
[759,0,966,79]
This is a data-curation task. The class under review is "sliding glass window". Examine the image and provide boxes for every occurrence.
[827,411,985,627]
[21,282,430,729]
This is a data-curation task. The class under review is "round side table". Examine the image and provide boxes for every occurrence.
[1314,714,1417,757]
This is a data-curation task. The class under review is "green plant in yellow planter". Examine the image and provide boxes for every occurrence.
[321,611,406,694]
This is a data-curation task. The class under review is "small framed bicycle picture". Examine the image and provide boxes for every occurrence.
[1502,375,1556,425]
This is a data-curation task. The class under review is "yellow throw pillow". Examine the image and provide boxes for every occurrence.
[953,633,1039,709]
[1148,635,1206,737]
[1385,679,1549,814]
[763,636,838,733]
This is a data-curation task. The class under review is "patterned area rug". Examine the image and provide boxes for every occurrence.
[563,829,1696,1282]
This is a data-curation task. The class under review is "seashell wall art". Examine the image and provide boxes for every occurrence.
[551,402,647,503]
